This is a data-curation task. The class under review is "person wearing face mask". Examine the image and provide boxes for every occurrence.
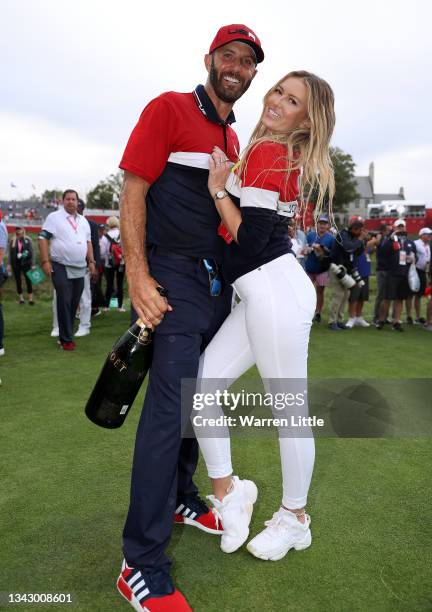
[193,70,335,562]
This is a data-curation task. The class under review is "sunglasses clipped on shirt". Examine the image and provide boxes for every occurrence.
[202,258,222,297]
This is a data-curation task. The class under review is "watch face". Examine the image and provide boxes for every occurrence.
[216,190,226,199]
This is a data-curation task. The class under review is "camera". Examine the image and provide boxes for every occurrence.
[330,263,356,289]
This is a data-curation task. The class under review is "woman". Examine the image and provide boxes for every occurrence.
[8,227,35,304]
[194,71,335,560]
[104,216,126,312]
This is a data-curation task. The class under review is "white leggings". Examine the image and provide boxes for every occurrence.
[194,253,317,509]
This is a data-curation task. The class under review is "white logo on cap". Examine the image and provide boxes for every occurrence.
[248,31,256,41]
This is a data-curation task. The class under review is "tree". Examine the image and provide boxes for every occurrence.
[86,171,123,209]
[330,147,359,214]
[41,189,62,203]
[302,147,359,221]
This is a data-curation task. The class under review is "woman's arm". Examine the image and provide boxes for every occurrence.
[208,145,283,255]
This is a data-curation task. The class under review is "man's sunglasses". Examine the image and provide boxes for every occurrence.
[202,258,222,297]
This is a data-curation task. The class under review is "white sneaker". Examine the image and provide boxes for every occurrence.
[345,318,356,329]
[74,328,90,337]
[247,507,311,561]
[50,328,59,337]
[207,476,258,553]
[354,317,370,327]
[0,347,4,357]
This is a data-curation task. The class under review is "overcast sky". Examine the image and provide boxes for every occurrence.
[1,0,431,203]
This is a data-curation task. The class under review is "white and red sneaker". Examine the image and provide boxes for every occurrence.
[117,560,191,611]
[174,495,223,535]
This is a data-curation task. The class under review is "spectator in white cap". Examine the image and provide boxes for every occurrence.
[413,228,432,324]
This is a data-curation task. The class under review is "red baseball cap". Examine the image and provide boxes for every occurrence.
[209,24,264,64]
[348,215,364,227]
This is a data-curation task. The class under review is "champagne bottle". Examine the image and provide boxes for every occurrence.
[86,287,167,428]
[85,318,154,428]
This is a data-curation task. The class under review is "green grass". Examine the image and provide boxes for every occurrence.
[0,276,431,612]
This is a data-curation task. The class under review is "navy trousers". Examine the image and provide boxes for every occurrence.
[51,262,84,343]
[123,250,232,571]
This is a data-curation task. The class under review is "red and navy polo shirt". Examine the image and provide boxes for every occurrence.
[223,141,299,283]
[119,85,239,260]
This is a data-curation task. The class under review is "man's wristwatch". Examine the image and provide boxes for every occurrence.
[214,189,229,201]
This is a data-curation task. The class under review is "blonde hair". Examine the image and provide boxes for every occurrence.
[11,227,26,248]
[106,216,120,229]
[239,70,335,224]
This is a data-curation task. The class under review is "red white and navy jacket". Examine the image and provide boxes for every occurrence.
[223,141,299,283]
[120,85,239,261]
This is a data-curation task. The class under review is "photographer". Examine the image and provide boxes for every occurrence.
[373,223,393,323]
[375,219,417,332]
[327,216,366,330]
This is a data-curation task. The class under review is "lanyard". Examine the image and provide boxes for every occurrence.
[67,215,78,232]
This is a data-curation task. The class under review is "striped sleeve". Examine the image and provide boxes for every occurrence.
[235,142,299,255]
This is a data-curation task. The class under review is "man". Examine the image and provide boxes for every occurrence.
[39,190,96,350]
[0,210,8,357]
[327,216,365,330]
[413,227,431,324]
[73,199,102,334]
[373,223,392,324]
[345,232,380,328]
[375,219,417,331]
[117,24,263,611]
[305,215,334,322]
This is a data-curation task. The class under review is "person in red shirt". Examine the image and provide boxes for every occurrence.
[194,70,335,562]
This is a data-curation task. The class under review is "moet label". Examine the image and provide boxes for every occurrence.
[109,351,127,373]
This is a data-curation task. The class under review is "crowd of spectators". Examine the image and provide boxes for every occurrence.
[0,193,126,353]
[294,216,432,332]
[1,200,432,358]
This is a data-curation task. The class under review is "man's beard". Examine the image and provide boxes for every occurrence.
[209,56,253,103]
